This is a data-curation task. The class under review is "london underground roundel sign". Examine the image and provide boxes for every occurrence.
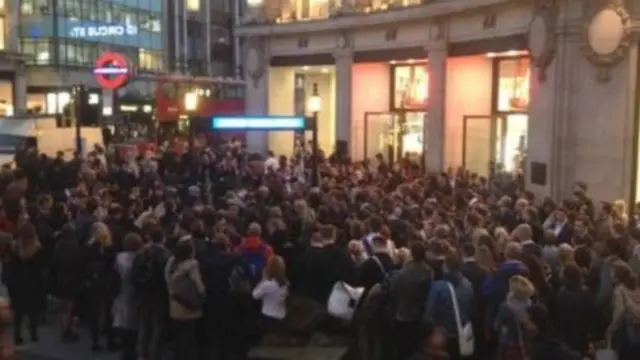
[93,52,131,90]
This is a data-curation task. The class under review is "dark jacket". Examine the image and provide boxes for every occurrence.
[84,242,118,298]
[390,260,433,322]
[291,245,331,304]
[550,286,593,354]
[50,240,87,300]
[357,252,395,293]
[3,245,47,312]
[483,260,529,319]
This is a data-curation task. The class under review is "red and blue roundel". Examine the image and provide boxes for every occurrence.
[93,52,131,90]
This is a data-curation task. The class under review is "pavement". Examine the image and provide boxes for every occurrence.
[16,324,348,360]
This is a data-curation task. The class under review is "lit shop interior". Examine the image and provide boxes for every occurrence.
[0,80,15,116]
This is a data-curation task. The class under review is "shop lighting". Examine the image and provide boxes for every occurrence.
[302,66,310,71]
[247,0,262,7]
[389,60,397,64]
[407,59,414,64]
[321,68,329,73]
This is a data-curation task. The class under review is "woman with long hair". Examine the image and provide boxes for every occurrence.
[252,256,289,335]
[2,222,45,344]
[606,261,640,360]
[493,275,536,360]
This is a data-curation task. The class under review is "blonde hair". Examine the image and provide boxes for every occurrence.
[92,222,112,247]
[511,224,533,243]
[508,275,535,300]
[558,243,574,265]
[395,247,411,265]
[265,255,288,286]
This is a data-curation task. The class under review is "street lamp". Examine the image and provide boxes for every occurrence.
[184,90,199,149]
[307,83,321,186]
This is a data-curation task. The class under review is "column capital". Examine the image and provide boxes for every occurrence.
[333,48,353,62]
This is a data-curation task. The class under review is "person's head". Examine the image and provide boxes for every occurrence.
[611,260,637,290]
[368,216,383,233]
[92,222,112,247]
[504,241,522,261]
[264,255,287,286]
[410,241,426,262]
[465,213,481,230]
[508,275,535,300]
[443,251,460,274]
[461,242,476,259]
[511,224,532,243]
[562,262,584,290]
[395,247,411,265]
[247,222,262,237]
[574,215,590,236]
[123,233,143,252]
[558,243,574,265]
[554,207,568,222]
[173,240,193,262]
[149,226,165,244]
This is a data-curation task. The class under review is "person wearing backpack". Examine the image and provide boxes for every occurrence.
[133,227,169,360]
[239,223,273,285]
[424,252,475,360]
[165,240,205,360]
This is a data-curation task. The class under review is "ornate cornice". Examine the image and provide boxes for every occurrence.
[235,0,509,37]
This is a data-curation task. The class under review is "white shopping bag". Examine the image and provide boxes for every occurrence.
[326,281,364,321]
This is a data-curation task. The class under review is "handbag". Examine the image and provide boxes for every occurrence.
[172,272,203,310]
[327,281,364,321]
[447,282,475,357]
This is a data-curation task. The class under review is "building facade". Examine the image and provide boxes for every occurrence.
[235,0,640,203]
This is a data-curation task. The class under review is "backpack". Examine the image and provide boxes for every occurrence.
[228,264,252,295]
[131,248,166,295]
[365,257,395,326]
[242,244,267,282]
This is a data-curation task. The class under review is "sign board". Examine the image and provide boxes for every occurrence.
[211,116,306,131]
[70,24,138,38]
[93,52,132,90]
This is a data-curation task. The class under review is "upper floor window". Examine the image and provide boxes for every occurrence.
[59,0,83,20]
[138,48,163,72]
[211,25,230,44]
[139,12,161,32]
[20,0,49,16]
[20,39,51,65]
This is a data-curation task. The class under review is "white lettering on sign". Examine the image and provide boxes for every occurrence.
[69,24,138,38]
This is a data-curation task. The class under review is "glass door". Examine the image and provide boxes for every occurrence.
[364,112,399,163]
[462,115,503,178]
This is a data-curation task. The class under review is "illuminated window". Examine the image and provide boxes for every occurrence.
[0,0,4,11]
[392,64,428,110]
[139,48,162,72]
[0,17,5,50]
[186,0,200,11]
[20,39,51,65]
[20,0,49,15]
[497,58,530,112]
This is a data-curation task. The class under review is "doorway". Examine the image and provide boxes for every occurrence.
[364,110,426,164]
[462,113,528,177]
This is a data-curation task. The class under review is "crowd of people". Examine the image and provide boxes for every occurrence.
[0,142,638,360]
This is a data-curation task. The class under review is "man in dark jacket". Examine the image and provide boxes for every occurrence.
[133,227,169,360]
[389,242,433,360]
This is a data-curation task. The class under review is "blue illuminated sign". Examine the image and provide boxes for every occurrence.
[212,116,306,131]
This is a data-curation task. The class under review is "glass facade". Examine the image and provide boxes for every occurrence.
[19,0,163,71]
[261,0,424,23]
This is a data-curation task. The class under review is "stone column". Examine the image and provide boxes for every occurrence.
[12,65,27,115]
[425,45,446,171]
[333,49,352,155]
[243,38,269,154]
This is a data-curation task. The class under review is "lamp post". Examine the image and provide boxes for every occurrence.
[184,90,199,150]
[307,83,321,186]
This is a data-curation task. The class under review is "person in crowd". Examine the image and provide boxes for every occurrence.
[0,297,14,360]
[112,233,143,360]
[549,262,593,356]
[252,255,289,337]
[493,275,536,360]
[3,222,46,344]
[606,260,640,360]
[424,252,475,360]
[240,223,274,284]
[483,242,529,321]
[50,224,86,342]
[165,240,205,360]
[389,241,433,360]
[85,221,118,351]
[460,242,491,360]
[134,227,170,360]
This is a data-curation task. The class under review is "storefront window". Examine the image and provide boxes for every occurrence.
[139,48,163,72]
[20,39,51,65]
[20,0,49,16]
[0,16,5,50]
[497,58,530,112]
[392,63,428,110]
